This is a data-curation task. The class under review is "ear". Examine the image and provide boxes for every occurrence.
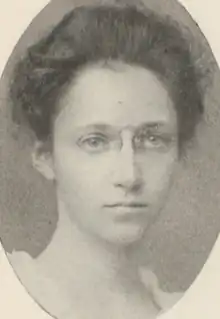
[31,141,55,181]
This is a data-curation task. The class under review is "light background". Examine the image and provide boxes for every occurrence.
[1,0,220,292]
[0,0,220,317]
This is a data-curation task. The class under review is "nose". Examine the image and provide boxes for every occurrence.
[112,143,142,193]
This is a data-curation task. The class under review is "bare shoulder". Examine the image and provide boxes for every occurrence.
[139,267,184,312]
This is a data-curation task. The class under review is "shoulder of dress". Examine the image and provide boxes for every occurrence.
[139,267,184,312]
[8,250,32,262]
[7,250,35,275]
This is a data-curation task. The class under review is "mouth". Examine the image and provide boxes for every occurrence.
[104,203,148,221]
[104,203,148,208]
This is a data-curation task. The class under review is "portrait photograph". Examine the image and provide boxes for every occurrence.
[0,0,220,318]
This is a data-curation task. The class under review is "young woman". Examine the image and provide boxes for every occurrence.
[8,2,204,318]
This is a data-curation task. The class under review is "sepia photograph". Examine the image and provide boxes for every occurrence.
[0,0,220,318]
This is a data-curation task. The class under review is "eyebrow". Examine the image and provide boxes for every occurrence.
[136,123,165,131]
[75,122,170,132]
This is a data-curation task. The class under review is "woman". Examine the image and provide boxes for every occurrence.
[7,1,204,318]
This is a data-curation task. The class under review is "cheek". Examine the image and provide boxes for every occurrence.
[141,150,177,194]
[53,146,111,197]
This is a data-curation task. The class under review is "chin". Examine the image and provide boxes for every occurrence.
[102,225,146,246]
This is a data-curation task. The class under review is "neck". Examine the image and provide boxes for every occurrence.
[40,200,142,293]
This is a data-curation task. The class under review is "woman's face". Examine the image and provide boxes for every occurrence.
[37,62,178,245]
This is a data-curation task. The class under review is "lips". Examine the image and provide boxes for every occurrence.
[104,203,148,208]
[104,203,148,221]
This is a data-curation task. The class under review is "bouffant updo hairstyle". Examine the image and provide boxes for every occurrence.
[9,3,204,155]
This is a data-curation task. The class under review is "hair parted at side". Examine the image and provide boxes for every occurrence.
[9,3,204,152]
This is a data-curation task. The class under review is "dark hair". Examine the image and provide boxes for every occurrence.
[9,4,204,153]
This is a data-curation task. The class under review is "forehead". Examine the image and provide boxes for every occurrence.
[56,62,177,130]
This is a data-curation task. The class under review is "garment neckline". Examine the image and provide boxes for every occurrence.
[8,250,182,318]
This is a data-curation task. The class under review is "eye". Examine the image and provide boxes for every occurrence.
[145,134,162,145]
[77,134,109,153]
[134,131,174,150]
